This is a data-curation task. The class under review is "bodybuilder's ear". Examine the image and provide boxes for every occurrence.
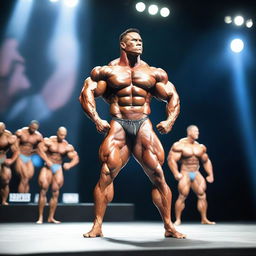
[120,41,126,50]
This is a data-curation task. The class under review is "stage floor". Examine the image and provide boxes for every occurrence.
[0,222,255,256]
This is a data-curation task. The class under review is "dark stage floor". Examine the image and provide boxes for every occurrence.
[0,222,255,256]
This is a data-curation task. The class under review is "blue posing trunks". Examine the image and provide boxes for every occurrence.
[50,164,62,174]
[19,154,32,164]
[189,172,197,181]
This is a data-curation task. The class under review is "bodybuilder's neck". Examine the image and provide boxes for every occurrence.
[119,51,140,68]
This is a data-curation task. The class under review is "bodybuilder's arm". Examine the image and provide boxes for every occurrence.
[153,68,180,134]
[79,66,110,133]
[37,138,52,167]
[167,142,183,180]
[63,145,79,170]
[200,145,214,183]
[5,135,19,165]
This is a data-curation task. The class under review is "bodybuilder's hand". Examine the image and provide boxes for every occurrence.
[175,173,183,181]
[206,175,214,183]
[63,163,71,170]
[156,120,173,134]
[4,158,13,166]
[46,160,53,168]
[95,119,110,134]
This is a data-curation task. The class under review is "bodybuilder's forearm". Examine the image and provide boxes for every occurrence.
[80,90,101,123]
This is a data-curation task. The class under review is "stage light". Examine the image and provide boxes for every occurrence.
[246,19,253,28]
[230,39,244,53]
[160,7,170,17]
[64,0,79,8]
[234,15,244,26]
[135,2,146,12]
[49,0,59,2]
[148,4,158,15]
[224,16,232,24]
[5,0,34,41]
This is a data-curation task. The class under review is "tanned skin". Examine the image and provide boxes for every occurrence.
[36,127,79,224]
[15,121,43,193]
[79,29,185,238]
[0,122,18,205]
[168,125,215,225]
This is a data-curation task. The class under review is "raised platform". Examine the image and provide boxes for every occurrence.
[0,222,255,256]
[0,203,134,222]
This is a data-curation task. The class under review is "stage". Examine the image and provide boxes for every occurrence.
[0,222,255,256]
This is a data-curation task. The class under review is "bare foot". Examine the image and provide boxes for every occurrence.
[36,219,43,224]
[48,218,61,224]
[83,225,103,238]
[174,219,181,226]
[201,219,216,225]
[164,225,186,239]
[1,202,9,206]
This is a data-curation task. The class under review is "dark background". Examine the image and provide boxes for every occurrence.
[0,0,255,222]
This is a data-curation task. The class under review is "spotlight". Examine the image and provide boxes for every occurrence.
[224,16,232,24]
[234,16,244,26]
[49,0,59,2]
[64,0,79,8]
[148,4,158,15]
[135,2,146,12]
[246,19,253,28]
[230,39,244,53]
[160,7,170,17]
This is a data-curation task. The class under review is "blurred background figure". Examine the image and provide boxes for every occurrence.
[15,120,43,193]
[168,125,215,225]
[37,127,79,224]
[0,122,18,205]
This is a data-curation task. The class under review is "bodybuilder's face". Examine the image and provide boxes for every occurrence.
[57,128,67,142]
[121,32,143,55]
[188,126,199,140]
[29,123,39,134]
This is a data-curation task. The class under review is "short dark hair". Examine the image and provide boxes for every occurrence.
[30,120,39,126]
[119,28,140,42]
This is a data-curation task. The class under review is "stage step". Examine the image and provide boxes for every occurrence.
[0,203,134,223]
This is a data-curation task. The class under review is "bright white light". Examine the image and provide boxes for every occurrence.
[246,19,253,28]
[224,16,232,24]
[160,7,170,17]
[64,0,79,8]
[234,16,244,26]
[49,0,59,3]
[230,39,244,53]
[148,4,158,15]
[135,2,146,12]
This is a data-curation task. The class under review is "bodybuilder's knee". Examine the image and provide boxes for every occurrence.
[178,194,187,202]
[197,193,206,200]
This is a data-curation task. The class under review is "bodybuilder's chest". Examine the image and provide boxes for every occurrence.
[49,144,67,155]
[182,146,203,158]
[20,135,39,145]
[0,138,9,150]
[107,68,156,90]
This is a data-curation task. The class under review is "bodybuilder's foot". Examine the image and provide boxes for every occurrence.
[48,218,61,224]
[174,219,181,226]
[36,219,43,224]
[164,225,186,239]
[201,219,216,225]
[83,225,103,238]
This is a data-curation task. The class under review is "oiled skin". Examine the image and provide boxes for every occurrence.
[80,31,185,238]
[168,126,215,225]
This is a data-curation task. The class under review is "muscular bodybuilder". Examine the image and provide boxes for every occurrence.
[15,120,43,193]
[0,122,18,205]
[168,125,215,225]
[36,127,79,224]
[79,28,185,238]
